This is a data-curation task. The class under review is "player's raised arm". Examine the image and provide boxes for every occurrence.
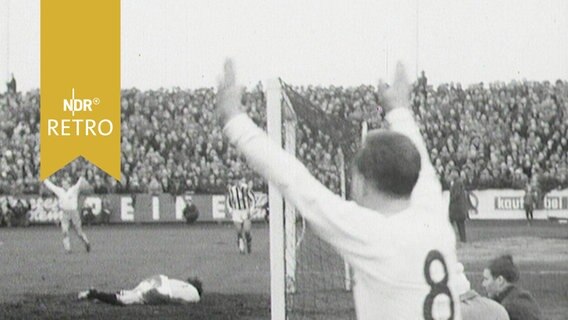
[381,62,442,204]
[43,178,64,198]
[216,59,380,260]
[73,176,87,192]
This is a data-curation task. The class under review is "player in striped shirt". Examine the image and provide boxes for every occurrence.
[43,174,91,253]
[78,274,202,305]
[226,179,256,254]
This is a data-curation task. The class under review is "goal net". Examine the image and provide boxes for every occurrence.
[266,79,361,320]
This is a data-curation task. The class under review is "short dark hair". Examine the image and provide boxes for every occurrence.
[187,277,203,296]
[488,254,519,283]
[353,130,421,198]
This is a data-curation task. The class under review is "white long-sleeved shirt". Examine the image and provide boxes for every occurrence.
[118,274,201,305]
[224,108,462,320]
[43,177,84,210]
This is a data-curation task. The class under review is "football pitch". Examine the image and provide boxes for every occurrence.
[0,221,566,319]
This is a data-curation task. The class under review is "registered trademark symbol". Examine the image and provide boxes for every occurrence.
[93,98,101,105]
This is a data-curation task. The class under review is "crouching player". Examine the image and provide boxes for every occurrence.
[78,274,202,305]
[226,179,256,254]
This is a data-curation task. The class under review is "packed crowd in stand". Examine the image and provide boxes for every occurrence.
[1,74,567,196]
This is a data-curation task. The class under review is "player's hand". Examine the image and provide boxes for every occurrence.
[216,58,246,125]
[381,61,411,114]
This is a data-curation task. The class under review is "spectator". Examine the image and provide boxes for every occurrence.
[129,174,144,193]
[416,70,428,97]
[449,171,469,242]
[454,262,510,320]
[7,198,30,227]
[1,77,567,194]
[114,175,129,194]
[0,197,12,227]
[6,73,16,93]
[482,255,543,320]
[182,195,199,224]
[160,176,171,194]
[523,182,538,225]
[148,176,163,194]
[93,175,110,194]
[100,198,112,224]
[81,203,96,226]
[82,174,95,194]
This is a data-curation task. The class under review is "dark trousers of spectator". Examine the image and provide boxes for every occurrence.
[452,220,467,243]
[525,206,533,223]
[1,213,12,227]
[100,210,111,224]
[14,212,30,227]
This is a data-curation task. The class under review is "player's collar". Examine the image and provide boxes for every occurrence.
[494,284,516,303]
[459,290,478,302]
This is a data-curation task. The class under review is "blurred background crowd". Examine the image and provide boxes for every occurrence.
[0,73,567,196]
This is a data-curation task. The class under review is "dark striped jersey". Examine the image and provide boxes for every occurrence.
[226,184,255,211]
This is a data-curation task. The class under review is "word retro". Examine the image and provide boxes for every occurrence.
[47,119,113,136]
[47,88,113,136]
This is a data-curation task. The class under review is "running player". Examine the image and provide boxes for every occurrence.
[78,274,202,305]
[226,179,256,254]
[216,60,461,319]
[43,174,91,253]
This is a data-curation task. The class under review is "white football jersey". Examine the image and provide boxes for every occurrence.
[125,274,200,305]
[224,109,462,320]
[44,177,84,210]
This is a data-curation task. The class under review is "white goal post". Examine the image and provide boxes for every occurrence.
[265,79,354,320]
[266,78,286,320]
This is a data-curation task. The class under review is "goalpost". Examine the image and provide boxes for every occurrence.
[266,79,358,320]
[266,79,286,320]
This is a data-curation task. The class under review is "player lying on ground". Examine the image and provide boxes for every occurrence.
[43,174,91,253]
[216,60,461,320]
[226,179,256,254]
[78,274,202,305]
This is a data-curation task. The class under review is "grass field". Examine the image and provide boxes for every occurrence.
[0,220,566,319]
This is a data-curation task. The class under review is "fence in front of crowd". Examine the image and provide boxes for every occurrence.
[0,193,268,224]
[441,188,568,220]
[0,190,567,225]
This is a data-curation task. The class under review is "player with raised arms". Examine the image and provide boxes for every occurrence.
[216,59,461,320]
[43,173,91,253]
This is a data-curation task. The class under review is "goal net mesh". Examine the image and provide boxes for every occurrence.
[279,80,359,319]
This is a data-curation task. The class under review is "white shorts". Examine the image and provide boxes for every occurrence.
[60,209,82,231]
[231,209,251,223]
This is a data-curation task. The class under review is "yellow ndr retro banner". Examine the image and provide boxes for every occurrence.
[40,0,120,180]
